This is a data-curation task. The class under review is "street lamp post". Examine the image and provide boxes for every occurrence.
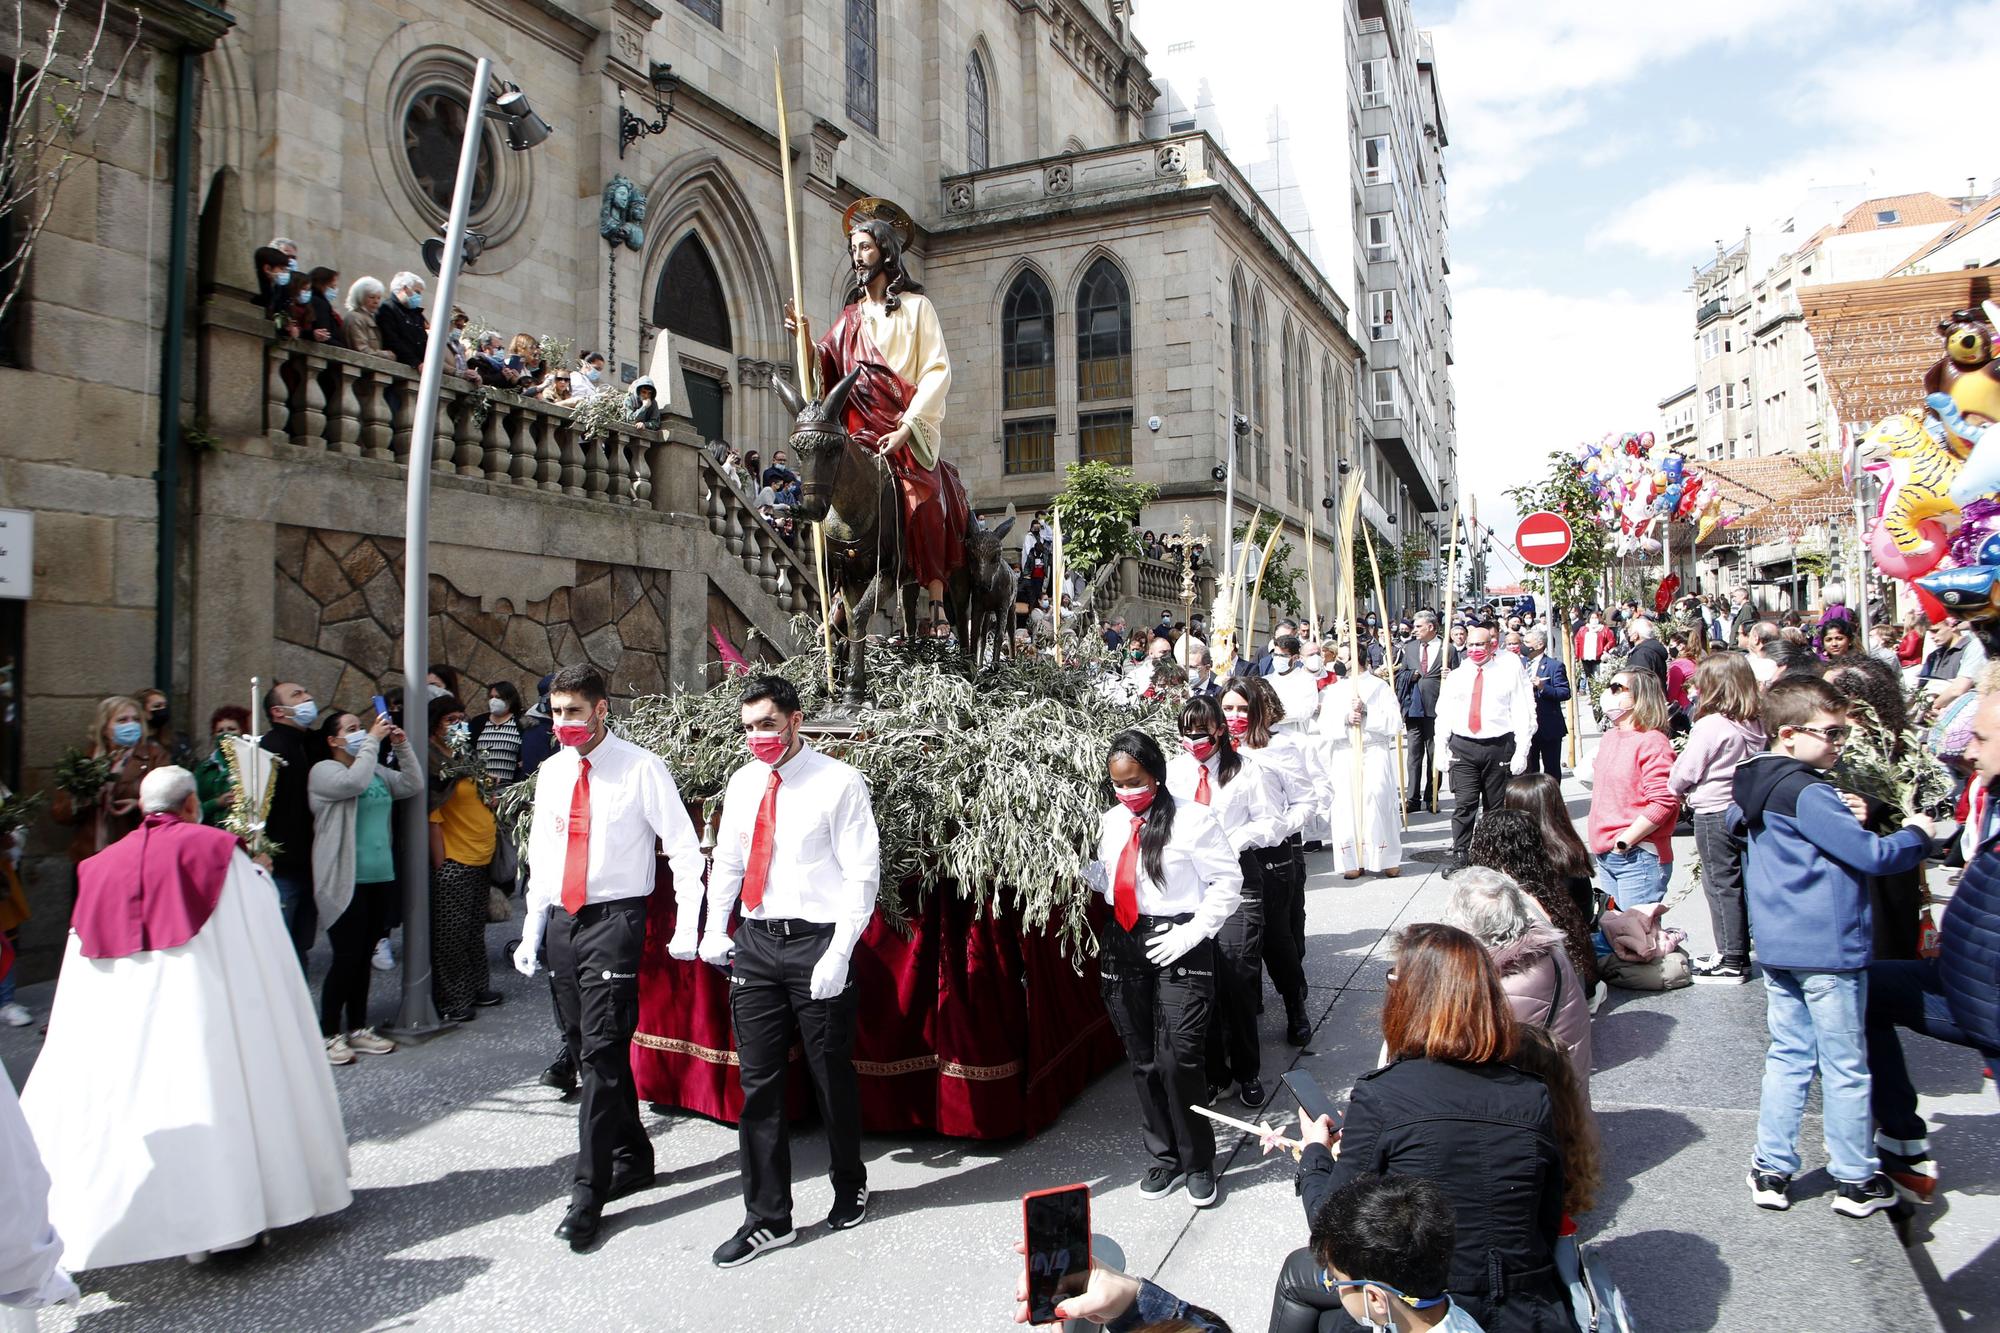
[391,60,551,1036]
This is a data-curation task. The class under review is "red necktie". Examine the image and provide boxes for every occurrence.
[561,758,591,915]
[1195,763,1211,805]
[741,768,782,912]
[1112,815,1142,930]
[1469,664,1485,733]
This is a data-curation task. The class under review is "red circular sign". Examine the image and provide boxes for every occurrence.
[1515,511,1573,567]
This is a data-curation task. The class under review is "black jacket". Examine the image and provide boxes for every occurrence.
[258,724,324,879]
[1300,1058,1577,1333]
[1624,637,1670,688]
[377,298,429,368]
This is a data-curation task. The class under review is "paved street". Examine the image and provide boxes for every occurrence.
[3,730,1995,1332]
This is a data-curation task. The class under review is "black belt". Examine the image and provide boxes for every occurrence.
[1116,912,1194,933]
[1454,732,1514,746]
[742,916,836,937]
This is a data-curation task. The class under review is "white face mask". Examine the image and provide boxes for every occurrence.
[1304,653,1324,672]
[1272,657,1293,674]
[488,697,508,715]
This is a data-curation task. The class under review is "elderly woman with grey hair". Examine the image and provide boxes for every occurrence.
[1441,865,1593,1097]
[342,276,393,359]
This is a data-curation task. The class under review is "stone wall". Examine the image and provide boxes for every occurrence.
[273,525,766,711]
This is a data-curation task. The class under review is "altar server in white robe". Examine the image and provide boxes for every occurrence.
[1314,661,1405,878]
[0,1070,75,1326]
[22,766,350,1269]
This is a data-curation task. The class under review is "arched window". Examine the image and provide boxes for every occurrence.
[1001,268,1055,474]
[966,52,990,172]
[1077,256,1133,464]
[1281,324,1298,502]
[1250,294,1269,486]
[845,0,879,135]
[1321,359,1338,494]
[652,233,732,349]
[1229,273,1248,424]
[1003,269,1053,408]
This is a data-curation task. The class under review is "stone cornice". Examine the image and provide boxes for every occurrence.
[132,0,235,50]
[465,0,600,64]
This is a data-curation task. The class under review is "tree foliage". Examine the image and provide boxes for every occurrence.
[1051,461,1158,573]
[1232,514,1302,620]
[1504,449,1614,611]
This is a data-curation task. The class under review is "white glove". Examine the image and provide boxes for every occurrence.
[512,908,546,977]
[1509,754,1528,777]
[809,949,852,1000]
[667,926,699,961]
[698,932,735,968]
[1144,922,1204,968]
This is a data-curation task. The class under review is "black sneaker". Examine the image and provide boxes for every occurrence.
[1185,1170,1218,1208]
[1692,955,1750,985]
[540,1050,578,1096]
[1138,1166,1186,1199]
[1833,1173,1899,1219]
[1238,1079,1267,1109]
[712,1222,796,1268]
[1285,1009,1312,1047]
[826,1184,868,1231]
[473,989,505,1008]
[1748,1166,1792,1211]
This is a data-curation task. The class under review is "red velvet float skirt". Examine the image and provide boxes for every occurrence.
[631,866,1122,1139]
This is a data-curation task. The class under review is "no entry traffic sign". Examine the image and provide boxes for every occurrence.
[1515,511,1573,567]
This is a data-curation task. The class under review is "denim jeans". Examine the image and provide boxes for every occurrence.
[1756,966,1876,1183]
[1691,811,1750,966]
[1594,845,1670,909]
[271,870,317,974]
[1866,958,2000,1148]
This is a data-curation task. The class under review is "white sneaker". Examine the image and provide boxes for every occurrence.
[326,1034,355,1066]
[0,1002,31,1028]
[346,1027,396,1056]
[371,939,395,972]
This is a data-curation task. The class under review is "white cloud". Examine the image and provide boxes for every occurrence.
[1449,283,1687,553]
[1590,0,2000,260]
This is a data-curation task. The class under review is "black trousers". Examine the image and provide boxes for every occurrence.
[731,919,865,1231]
[546,898,652,1206]
[1100,915,1216,1174]
[1448,734,1515,858]
[1529,724,1565,778]
[1269,1247,1347,1333]
[1205,853,1266,1087]
[1403,716,1437,807]
[1256,845,1307,1013]
[320,881,392,1036]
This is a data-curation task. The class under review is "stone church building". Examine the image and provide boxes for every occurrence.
[0,0,1389,968]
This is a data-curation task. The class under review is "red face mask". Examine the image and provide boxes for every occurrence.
[1114,785,1156,814]
[1225,715,1251,739]
[1466,645,1492,664]
[1181,736,1217,762]
[747,731,790,765]
[555,721,595,748]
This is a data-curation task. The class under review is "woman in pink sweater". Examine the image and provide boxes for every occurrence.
[1586,668,1679,907]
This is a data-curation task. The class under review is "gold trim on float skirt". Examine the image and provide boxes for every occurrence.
[629,1032,1021,1082]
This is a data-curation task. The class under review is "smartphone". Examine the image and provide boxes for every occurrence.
[371,694,392,722]
[1021,1184,1091,1326]
[1282,1069,1343,1125]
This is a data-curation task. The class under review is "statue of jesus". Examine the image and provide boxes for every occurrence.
[784,199,969,607]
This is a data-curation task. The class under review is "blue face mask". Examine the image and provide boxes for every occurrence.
[341,730,371,757]
[111,720,144,747]
[406,291,424,310]
[289,698,319,728]
[273,270,291,286]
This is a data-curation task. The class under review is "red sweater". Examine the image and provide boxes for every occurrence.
[1587,727,1678,861]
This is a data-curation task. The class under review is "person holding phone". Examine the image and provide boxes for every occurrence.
[694,675,882,1268]
[307,710,422,1065]
[1092,730,1242,1208]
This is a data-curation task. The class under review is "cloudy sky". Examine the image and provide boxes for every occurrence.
[1131,0,2000,578]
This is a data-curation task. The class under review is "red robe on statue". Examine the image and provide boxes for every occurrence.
[817,302,969,588]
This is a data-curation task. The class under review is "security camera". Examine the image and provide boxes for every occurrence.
[1210,464,1227,482]
[1231,413,1250,437]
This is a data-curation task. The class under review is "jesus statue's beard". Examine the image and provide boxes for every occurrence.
[854,257,886,288]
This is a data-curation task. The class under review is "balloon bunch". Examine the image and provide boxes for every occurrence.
[1571,429,1725,555]
[1860,301,2000,622]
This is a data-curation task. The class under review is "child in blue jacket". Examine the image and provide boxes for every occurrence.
[1729,677,1955,1218]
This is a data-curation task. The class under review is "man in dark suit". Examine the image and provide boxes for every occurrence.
[1521,628,1570,777]
[1251,619,1299,676]
[1394,610,1446,813]
[1623,617,1671,689]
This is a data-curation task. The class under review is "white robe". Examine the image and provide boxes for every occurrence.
[0,1070,72,1316]
[21,852,351,1269]
[1314,672,1405,873]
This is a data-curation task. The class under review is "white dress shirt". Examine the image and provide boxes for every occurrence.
[1241,733,1326,838]
[1166,751,1285,853]
[1435,650,1536,761]
[1265,665,1321,734]
[705,742,880,940]
[525,729,706,917]
[1092,800,1242,938]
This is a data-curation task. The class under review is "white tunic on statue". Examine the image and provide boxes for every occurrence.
[1314,671,1405,873]
[21,850,351,1269]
